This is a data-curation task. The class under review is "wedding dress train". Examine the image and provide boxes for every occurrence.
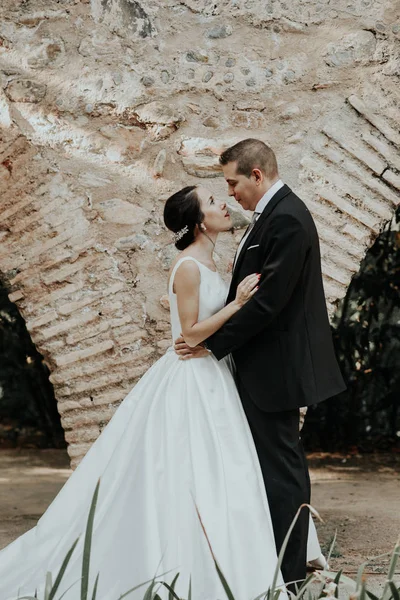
[0,257,322,600]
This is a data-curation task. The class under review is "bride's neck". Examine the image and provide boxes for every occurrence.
[193,231,217,260]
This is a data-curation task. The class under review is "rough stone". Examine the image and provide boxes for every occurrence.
[160,70,170,83]
[202,116,219,128]
[227,204,251,229]
[283,70,297,83]
[97,199,149,225]
[91,0,156,38]
[186,50,209,63]
[26,38,65,69]
[178,137,237,178]
[153,149,167,177]
[141,76,154,87]
[325,31,377,67]
[203,71,214,83]
[206,25,233,39]
[159,295,170,310]
[159,244,178,271]
[4,80,47,103]
[134,101,185,128]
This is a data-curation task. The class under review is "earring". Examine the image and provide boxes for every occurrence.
[201,224,207,231]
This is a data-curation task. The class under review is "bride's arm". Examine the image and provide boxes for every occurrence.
[174,261,258,349]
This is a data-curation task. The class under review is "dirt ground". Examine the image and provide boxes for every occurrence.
[0,449,399,595]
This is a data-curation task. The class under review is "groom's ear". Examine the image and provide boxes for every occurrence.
[252,168,263,185]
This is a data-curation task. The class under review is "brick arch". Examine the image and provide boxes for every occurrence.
[1,87,399,467]
[298,90,400,314]
[1,0,399,466]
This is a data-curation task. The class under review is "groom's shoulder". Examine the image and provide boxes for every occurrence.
[275,187,310,219]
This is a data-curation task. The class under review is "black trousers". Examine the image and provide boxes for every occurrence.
[238,380,310,588]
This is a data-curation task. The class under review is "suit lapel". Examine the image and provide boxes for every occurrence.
[228,185,292,296]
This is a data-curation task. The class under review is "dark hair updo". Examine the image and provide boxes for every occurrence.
[163,186,205,251]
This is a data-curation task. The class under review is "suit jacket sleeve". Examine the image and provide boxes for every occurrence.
[206,212,310,360]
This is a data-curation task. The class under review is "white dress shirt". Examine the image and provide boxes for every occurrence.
[233,179,284,269]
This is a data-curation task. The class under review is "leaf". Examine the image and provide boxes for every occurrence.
[356,560,368,593]
[334,569,343,598]
[91,573,100,600]
[214,559,236,600]
[360,582,367,600]
[382,542,400,600]
[117,578,157,600]
[142,580,158,600]
[49,538,79,600]
[81,480,101,600]
[168,573,179,600]
[293,573,315,600]
[389,582,400,600]
[269,504,315,598]
[158,580,181,600]
[58,579,83,600]
[44,572,53,600]
[327,530,338,566]
[366,590,380,600]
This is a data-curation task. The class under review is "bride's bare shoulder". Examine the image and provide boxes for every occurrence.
[168,254,200,289]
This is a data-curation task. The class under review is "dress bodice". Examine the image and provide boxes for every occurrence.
[168,257,229,342]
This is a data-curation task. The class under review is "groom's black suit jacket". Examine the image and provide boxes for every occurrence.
[207,184,346,412]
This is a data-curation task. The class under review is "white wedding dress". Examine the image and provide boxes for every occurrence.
[0,256,321,600]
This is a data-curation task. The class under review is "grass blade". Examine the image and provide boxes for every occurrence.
[49,538,79,600]
[91,573,100,600]
[356,560,368,593]
[193,501,236,600]
[142,580,158,600]
[81,480,101,600]
[214,560,236,600]
[159,583,181,599]
[58,579,82,600]
[327,530,338,566]
[334,569,343,598]
[381,541,400,600]
[188,577,192,600]
[158,577,181,600]
[117,573,174,600]
[44,572,52,600]
[270,504,318,597]
[168,573,179,600]
[389,582,400,600]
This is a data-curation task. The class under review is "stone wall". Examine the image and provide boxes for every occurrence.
[0,0,399,466]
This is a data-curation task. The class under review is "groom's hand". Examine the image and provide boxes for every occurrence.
[174,335,210,360]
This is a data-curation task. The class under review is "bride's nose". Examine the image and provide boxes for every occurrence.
[221,202,226,210]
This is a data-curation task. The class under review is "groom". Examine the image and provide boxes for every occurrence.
[175,139,346,585]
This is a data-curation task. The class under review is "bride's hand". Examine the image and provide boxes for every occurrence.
[234,273,260,308]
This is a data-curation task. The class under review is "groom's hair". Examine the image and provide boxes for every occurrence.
[219,139,278,179]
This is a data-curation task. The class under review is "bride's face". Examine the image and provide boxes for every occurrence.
[197,187,232,233]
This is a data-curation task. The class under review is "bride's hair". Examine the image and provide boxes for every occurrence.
[164,186,205,251]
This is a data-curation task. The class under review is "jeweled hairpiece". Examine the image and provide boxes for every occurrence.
[173,225,189,242]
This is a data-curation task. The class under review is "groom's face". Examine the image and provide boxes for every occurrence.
[222,161,260,212]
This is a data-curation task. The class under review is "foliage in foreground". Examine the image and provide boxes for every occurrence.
[15,480,400,600]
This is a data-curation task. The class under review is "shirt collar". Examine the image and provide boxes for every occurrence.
[254,179,284,215]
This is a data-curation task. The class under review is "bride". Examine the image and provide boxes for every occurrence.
[0,185,325,600]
